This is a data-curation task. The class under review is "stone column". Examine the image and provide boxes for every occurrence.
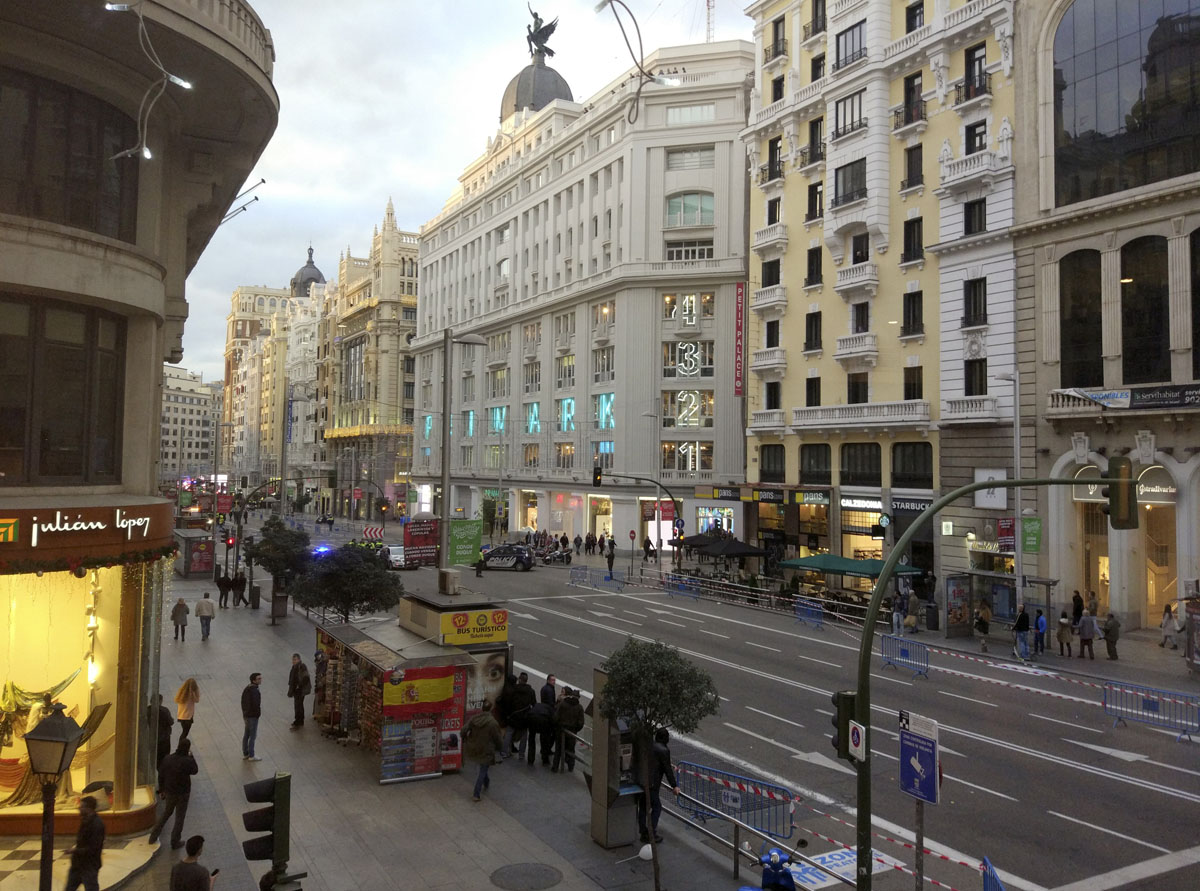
[1100,247,1122,387]
[1168,229,1193,382]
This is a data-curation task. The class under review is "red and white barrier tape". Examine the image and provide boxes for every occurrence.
[677,765,795,805]
[792,823,969,891]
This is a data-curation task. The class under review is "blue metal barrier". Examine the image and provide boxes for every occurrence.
[568,566,589,587]
[793,597,825,630]
[982,857,1005,891]
[675,761,796,840]
[1103,681,1199,742]
[663,573,701,601]
[880,634,930,680]
[591,567,626,591]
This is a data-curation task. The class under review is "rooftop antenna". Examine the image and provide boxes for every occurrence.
[707,0,714,43]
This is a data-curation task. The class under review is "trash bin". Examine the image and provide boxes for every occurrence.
[249,584,261,610]
[926,601,940,632]
[271,593,288,619]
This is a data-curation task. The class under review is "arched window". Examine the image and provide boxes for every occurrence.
[268,298,277,311]
[1054,1,1200,206]
[1059,249,1103,387]
[257,297,264,308]
[665,192,714,227]
[1121,235,1170,384]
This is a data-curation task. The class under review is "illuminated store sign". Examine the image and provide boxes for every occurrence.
[594,393,615,430]
[525,402,541,434]
[489,405,507,434]
[840,496,883,511]
[557,398,575,432]
[423,415,434,440]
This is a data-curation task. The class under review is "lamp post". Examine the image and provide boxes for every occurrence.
[24,702,84,891]
[440,328,487,571]
[995,370,1024,610]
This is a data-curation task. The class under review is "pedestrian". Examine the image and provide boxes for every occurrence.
[598,533,606,554]
[642,536,653,562]
[149,737,197,849]
[502,672,536,758]
[605,546,616,577]
[540,673,557,706]
[63,795,105,891]
[1056,610,1073,657]
[287,654,311,730]
[1034,609,1047,656]
[215,573,232,609]
[891,596,904,636]
[194,593,215,640]
[560,532,569,551]
[464,700,502,801]
[1102,611,1121,660]
[175,678,200,740]
[552,687,585,772]
[525,701,555,766]
[1014,603,1031,661]
[232,570,248,607]
[241,672,262,761]
[475,547,485,578]
[170,835,217,891]
[151,693,174,769]
[1071,590,1084,627]
[170,597,190,642]
[637,727,681,844]
[574,533,582,555]
[907,589,921,634]
[974,599,992,653]
[1159,603,1180,649]
[1077,609,1097,659]
[1086,590,1099,619]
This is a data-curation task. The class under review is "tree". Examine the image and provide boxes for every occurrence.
[480,499,497,540]
[598,638,719,890]
[291,545,404,623]
[242,516,310,593]
[293,492,313,513]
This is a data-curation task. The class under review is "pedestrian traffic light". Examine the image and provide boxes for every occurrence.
[1100,456,1138,530]
[593,466,602,487]
[830,690,857,762]
[225,534,236,549]
[242,772,300,876]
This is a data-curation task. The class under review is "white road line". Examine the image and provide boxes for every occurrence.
[1027,712,1104,734]
[1051,844,1200,891]
[588,650,608,660]
[746,641,782,653]
[1046,811,1170,854]
[871,672,912,686]
[700,629,730,638]
[609,615,643,626]
[623,609,648,617]
[658,619,687,628]
[874,749,898,762]
[723,722,804,756]
[745,706,804,729]
[520,627,547,637]
[719,696,731,702]
[796,653,842,669]
[552,638,580,649]
[944,773,1018,801]
[939,690,997,707]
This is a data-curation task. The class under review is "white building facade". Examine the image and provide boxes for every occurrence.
[159,366,222,484]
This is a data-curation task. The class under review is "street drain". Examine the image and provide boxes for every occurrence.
[490,863,563,890]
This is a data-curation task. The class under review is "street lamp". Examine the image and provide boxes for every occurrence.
[24,702,84,891]
[994,370,1030,615]
[440,328,486,572]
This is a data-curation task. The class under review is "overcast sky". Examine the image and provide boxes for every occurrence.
[181,0,753,382]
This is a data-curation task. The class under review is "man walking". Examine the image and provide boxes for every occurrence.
[194,593,215,641]
[287,654,312,730]
[464,700,502,801]
[1102,611,1121,660]
[149,738,198,849]
[231,570,247,607]
[502,672,536,759]
[552,687,585,772]
[241,673,262,761]
[637,728,681,844]
[216,573,232,609]
[606,544,616,578]
[151,694,174,770]
[1034,609,1047,656]
[63,795,105,891]
[1014,603,1031,661]
[170,835,217,890]
[170,597,190,641]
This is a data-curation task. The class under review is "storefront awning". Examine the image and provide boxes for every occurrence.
[779,554,924,578]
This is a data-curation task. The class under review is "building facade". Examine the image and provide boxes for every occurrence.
[0,0,276,831]
[158,366,222,484]
[741,0,1015,587]
[412,40,753,545]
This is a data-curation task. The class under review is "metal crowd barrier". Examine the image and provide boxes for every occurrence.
[1102,681,1200,742]
[880,634,930,680]
[982,856,1006,891]
[793,597,825,630]
[567,566,589,587]
[663,573,701,601]
[675,761,797,841]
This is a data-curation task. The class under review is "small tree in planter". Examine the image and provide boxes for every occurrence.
[598,638,719,890]
[292,545,404,623]
[242,516,310,594]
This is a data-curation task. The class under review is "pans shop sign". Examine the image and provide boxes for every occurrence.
[0,501,175,568]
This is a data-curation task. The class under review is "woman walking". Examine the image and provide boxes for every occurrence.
[464,700,502,801]
[1056,610,1073,657]
[175,678,200,740]
[1160,604,1179,650]
[169,597,190,642]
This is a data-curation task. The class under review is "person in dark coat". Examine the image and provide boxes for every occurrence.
[503,672,536,758]
[606,547,616,577]
[637,727,680,844]
[216,573,233,609]
[1071,590,1084,627]
[464,702,502,801]
[149,738,198,849]
[552,688,586,772]
[1014,603,1031,661]
[150,694,174,770]
[525,701,555,766]
[288,654,312,729]
[241,673,262,760]
[64,795,105,891]
[642,536,654,562]
[540,674,557,706]
[231,570,248,607]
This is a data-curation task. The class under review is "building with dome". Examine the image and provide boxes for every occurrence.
[290,246,327,299]
[499,51,574,122]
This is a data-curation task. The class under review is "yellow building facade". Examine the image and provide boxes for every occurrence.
[742,0,1015,589]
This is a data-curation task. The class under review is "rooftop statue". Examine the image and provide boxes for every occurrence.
[526,4,558,58]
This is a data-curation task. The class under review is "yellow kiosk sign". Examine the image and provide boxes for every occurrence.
[439,609,509,645]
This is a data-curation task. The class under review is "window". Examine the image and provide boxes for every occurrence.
[592,300,615,329]
[760,444,786,483]
[767,198,781,225]
[460,445,474,468]
[806,183,824,221]
[554,312,575,337]
[804,311,822,350]
[900,73,924,124]
[851,232,870,264]
[834,21,866,70]
[523,401,541,434]
[847,372,869,404]
[905,2,924,34]
[462,374,475,402]
[1059,250,1103,387]
[403,381,414,399]
[661,390,715,428]
[902,144,923,189]
[668,103,714,124]
[893,442,932,488]
[593,346,615,382]
[666,192,714,227]
[799,443,829,485]
[1121,235,1170,385]
[805,248,822,287]
[662,341,715,378]
[965,42,987,86]
[833,90,865,137]
[902,218,923,262]
[903,366,923,401]
[487,368,509,398]
[811,53,826,81]
[661,441,714,472]
[764,380,781,411]
[771,76,785,103]
[0,68,139,242]
[662,292,715,324]
[592,393,615,430]
[761,321,779,351]
[554,442,575,469]
[964,358,987,396]
[496,257,511,278]
[404,356,416,374]
[964,198,987,236]
[593,440,615,470]
[766,137,783,181]
[840,442,880,486]
[807,118,825,159]
[833,159,866,206]
[402,307,417,321]
[555,354,575,388]
[523,361,541,393]
[523,443,540,468]
[965,121,987,155]
[666,239,714,261]
[666,147,715,170]
[902,291,923,336]
[522,322,542,346]
[963,278,987,326]
[806,377,822,408]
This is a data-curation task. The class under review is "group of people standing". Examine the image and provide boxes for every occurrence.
[215,571,248,609]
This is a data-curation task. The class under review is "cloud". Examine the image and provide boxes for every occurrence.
[182,0,752,382]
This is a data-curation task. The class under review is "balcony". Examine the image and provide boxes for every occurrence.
[802,16,827,45]
[485,348,510,367]
[751,96,789,127]
[830,187,868,210]
[523,339,541,358]
[830,117,868,141]
[900,322,924,338]
[752,222,788,254]
[803,273,823,288]
[892,101,927,135]
[938,149,1001,193]
[763,39,788,66]
[792,76,829,114]
[831,47,867,74]
[883,23,932,61]
[900,248,924,265]
[750,347,788,378]
[833,332,879,366]
[960,311,988,329]
[954,73,992,111]
[791,400,931,431]
[757,162,785,186]
[834,262,879,297]
[941,395,999,424]
[554,332,573,353]
[797,143,826,170]
[751,284,788,315]
[494,274,511,294]
[665,209,715,228]
[899,174,924,192]
[592,321,614,344]
[749,409,787,432]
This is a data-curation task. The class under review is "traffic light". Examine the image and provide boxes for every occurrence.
[242,772,298,874]
[593,466,603,487]
[830,690,857,762]
[1100,456,1138,530]
[241,475,249,489]
[225,534,237,549]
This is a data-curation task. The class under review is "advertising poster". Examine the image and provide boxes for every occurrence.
[448,519,483,566]
[1021,517,1042,554]
[412,716,440,775]
[439,609,509,646]
[997,518,1016,553]
[439,666,467,772]
[190,538,213,573]
[380,718,415,782]
[382,666,456,718]
[402,519,439,565]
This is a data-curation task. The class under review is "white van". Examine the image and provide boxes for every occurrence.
[380,544,410,570]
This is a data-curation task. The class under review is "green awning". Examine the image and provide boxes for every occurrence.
[778,554,924,579]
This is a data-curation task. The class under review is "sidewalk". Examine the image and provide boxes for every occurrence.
[111,572,740,891]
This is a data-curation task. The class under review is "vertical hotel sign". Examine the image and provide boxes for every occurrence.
[734,282,745,397]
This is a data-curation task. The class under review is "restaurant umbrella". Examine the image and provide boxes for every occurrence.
[698,537,768,559]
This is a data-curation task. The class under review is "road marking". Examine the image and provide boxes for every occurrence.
[647,608,704,622]
[723,722,803,754]
[1027,712,1103,734]
[724,723,855,776]
[623,609,648,617]
[719,695,731,702]
[939,690,997,707]
[520,627,547,637]
[508,610,540,620]
[795,653,842,668]
[658,619,687,628]
[588,650,608,660]
[745,706,804,729]
[944,773,1017,801]
[746,641,781,653]
[1046,811,1169,853]
[871,672,912,686]
[1063,739,1200,779]
[1051,844,1200,891]
[699,629,730,638]
[587,609,644,626]
[552,638,580,649]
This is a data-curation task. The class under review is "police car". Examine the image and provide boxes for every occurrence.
[482,543,535,571]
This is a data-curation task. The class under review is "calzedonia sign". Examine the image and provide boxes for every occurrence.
[0,501,175,569]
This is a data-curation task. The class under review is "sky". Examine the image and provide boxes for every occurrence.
[181,0,755,382]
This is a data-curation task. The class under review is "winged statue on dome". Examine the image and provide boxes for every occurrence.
[526,4,558,58]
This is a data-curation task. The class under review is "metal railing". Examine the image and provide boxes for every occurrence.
[830,118,867,140]
[900,248,924,263]
[961,312,988,328]
[899,174,923,190]
[763,39,788,63]
[803,16,827,40]
[830,187,868,208]
[798,143,826,166]
[900,322,924,337]
[955,72,992,105]
[893,100,926,129]
[831,46,867,72]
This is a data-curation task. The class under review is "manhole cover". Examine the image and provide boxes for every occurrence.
[490,863,563,890]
